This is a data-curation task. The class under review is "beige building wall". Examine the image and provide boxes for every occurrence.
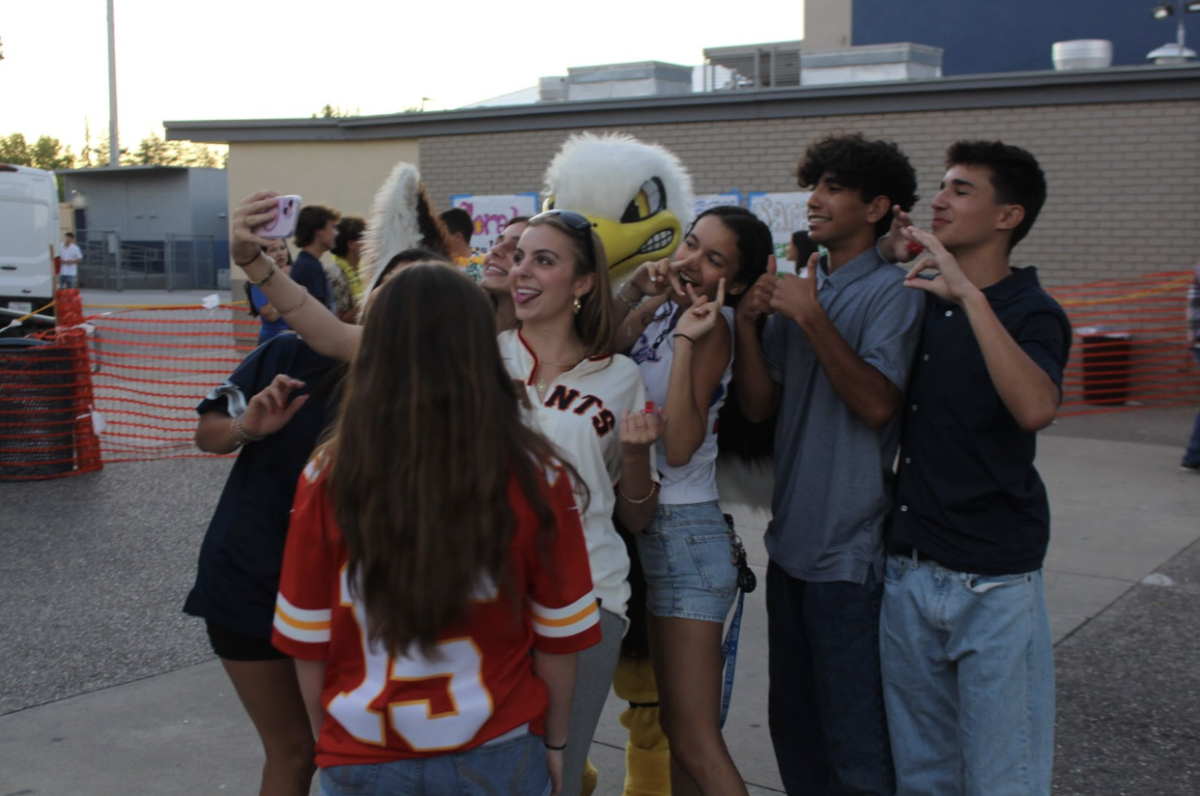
[226,139,420,277]
[419,100,1200,287]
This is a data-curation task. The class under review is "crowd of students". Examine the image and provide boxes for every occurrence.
[187,132,1070,796]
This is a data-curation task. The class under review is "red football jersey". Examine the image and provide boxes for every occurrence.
[273,455,602,768]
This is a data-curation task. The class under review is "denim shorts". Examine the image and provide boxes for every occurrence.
[635,501,739,623]
[319,730,550,796]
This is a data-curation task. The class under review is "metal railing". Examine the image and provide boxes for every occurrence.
[75,230,222,291]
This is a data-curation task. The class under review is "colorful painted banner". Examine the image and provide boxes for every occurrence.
[694,191,744,217]
[748,191,812,273]
[449,193,540,251]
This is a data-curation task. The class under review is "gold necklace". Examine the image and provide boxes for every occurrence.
[534,353,583,394]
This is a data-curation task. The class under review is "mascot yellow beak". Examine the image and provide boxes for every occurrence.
[543,176,683,281]
[588,214,681,279]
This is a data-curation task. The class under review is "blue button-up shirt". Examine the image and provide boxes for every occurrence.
[762,246,924,584]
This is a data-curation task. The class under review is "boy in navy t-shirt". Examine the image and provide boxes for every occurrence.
[882,142,1070,796]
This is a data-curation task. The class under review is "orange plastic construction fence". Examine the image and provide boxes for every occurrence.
[1049,270,1200,416]
[80,300,258,463]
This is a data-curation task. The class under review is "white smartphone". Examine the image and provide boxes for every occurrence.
[252,195,302,239]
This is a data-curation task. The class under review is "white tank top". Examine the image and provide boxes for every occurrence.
[629,302,734,505]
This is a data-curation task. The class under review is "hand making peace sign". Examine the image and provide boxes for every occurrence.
[674,277,728,343]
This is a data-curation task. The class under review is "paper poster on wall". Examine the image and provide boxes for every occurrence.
[748,191,812,274]
[693,191,743,217]
[450,193,540,251]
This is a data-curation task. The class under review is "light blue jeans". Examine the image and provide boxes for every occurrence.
[880,552,1054,796]
[319,731,551,796]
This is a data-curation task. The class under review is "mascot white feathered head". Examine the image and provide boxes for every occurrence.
[542,133,694,281]
[360,161,453,296]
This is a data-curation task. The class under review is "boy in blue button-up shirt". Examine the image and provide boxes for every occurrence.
[882,141,1070,796]
[735,133,924,796]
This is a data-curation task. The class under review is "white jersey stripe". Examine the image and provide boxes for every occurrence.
[530,593,598,622]
[277,593,333,624]
[533,607,601,638]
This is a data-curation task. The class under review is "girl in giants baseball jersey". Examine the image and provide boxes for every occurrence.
[611,206,773,795]
[272,265,600,796]
[503,210,663,796]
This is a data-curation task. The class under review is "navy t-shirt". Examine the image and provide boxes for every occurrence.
[183,333,339,638]
[291,250,334,313]
[887,266,1071,575]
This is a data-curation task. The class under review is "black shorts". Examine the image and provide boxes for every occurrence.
[205,620,289,662]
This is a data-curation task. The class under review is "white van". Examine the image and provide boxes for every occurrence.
[0,164,62,317]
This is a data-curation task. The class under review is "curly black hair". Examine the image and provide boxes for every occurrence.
[795,133,918,237]
[330,216,366,258]
[945,140,1047,251]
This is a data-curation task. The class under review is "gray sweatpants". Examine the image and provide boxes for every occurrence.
[559,608,624,796]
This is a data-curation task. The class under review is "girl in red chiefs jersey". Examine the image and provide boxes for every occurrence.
[272,264,602,796]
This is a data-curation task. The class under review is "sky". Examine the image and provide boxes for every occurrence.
[3,0,805,154]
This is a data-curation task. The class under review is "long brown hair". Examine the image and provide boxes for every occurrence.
[323,263,582,656]
[524,213,616,359]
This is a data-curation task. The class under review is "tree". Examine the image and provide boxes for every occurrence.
[129,131,171,165]
[0,133,75,171]
[312,104,359,118]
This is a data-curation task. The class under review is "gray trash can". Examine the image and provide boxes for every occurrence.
[1077,326,1132,406]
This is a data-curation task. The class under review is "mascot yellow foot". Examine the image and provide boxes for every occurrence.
[582,757,599,796]
[614,656,671,796]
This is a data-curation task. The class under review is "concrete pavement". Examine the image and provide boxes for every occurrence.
[2,407,1198,795]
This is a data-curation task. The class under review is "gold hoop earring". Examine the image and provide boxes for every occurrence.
[573,296,582,315]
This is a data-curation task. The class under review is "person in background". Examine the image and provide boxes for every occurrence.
[441,207,484,282]
[327,216,365,322]
[882,141,1069,796]
[247,239,293,345]
[291,204,340,313]
[480,216,529,332]
[785,230,819,276]
[1183,262,1200,472]
[60,232,82,289]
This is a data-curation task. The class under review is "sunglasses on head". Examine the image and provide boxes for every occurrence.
[531,210,598,270]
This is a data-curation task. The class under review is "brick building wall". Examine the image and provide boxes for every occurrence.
[419,100,1200,287]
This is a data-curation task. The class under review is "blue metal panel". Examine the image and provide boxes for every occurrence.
[853,0,1188,74]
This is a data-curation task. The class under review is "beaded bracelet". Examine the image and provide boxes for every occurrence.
[618,284,642,311]
[618,480,660,505]
[277,288,308,317]
[232,414,267,447]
